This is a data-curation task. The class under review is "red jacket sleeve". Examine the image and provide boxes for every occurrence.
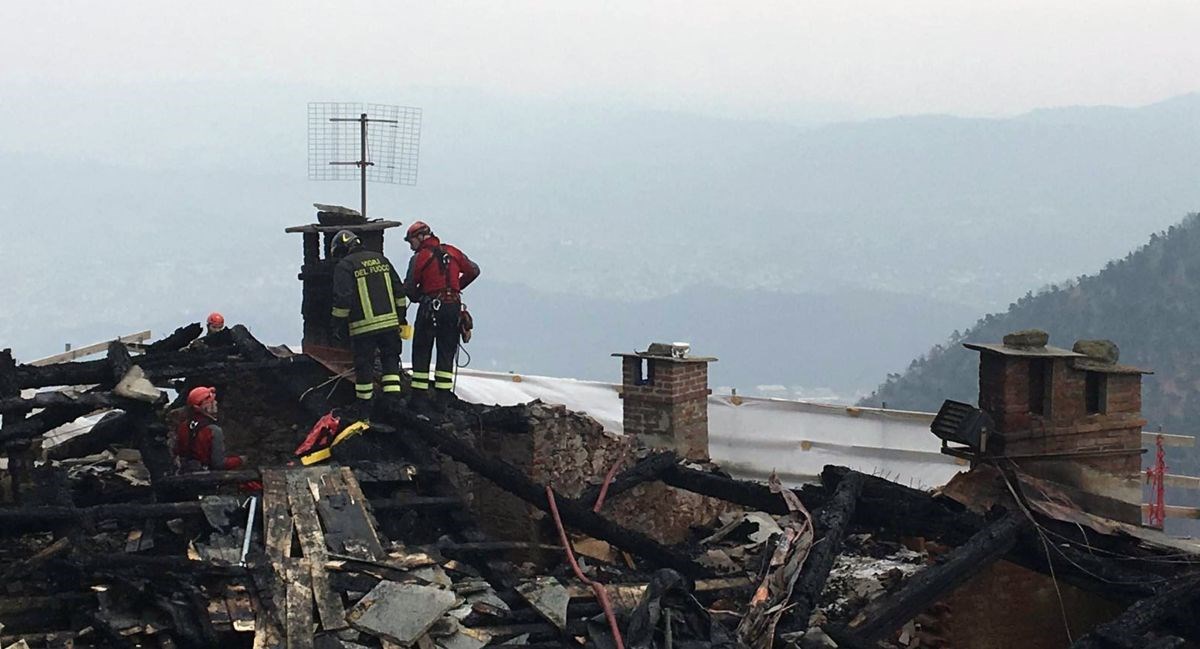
[452,247,480,290]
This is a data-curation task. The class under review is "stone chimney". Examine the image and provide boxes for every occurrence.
[614,343,716,461]
[284,206,402,361]
[965,330,1150,523]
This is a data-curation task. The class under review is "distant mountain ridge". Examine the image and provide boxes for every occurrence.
[3,89,1200,400]
[861,212,1200,433]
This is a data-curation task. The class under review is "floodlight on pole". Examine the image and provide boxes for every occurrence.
[307,102,422,218]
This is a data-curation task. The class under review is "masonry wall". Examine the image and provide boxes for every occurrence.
[445,402,728,547]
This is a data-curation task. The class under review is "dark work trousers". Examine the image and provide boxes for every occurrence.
[411,300,461,392]
[351,329,402,400]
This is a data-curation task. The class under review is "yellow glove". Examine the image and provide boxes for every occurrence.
[399,324,414,340]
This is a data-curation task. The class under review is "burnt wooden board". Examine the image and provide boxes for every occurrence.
[285,558,315,649]
[287,470,348,631]
[311,468,385,561]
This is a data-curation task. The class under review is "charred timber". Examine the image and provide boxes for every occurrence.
[228,324,332,417]
[142,322,203,355]
[0,500,207,532]
[578,450,679,507]
[70,554,254,578]
[0,391,130,415]
[828,510,1029,646]
[821,465,1169,603]
[107,340,134,384]
[781,471,864,635]
[383,402,711,578]
[660,464,814,516]
[1069,572,1200,649]
[12,347,237,389]
[0,397,154,446]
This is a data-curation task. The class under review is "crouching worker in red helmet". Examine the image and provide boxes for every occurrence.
[175,387,244,472]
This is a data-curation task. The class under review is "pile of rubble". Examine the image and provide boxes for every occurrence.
[3,324,1200,649]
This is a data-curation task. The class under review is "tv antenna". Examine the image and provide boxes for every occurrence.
[308,102,422,218]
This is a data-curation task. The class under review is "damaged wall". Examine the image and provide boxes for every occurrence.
[444,401,728,545]
[938,559,1125,649]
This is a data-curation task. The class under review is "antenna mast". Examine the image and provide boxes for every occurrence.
[308,103,422,218]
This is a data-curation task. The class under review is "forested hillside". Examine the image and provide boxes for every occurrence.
[863,212,1200,434]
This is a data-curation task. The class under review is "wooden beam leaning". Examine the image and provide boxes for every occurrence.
[782,471,864,634]
[286,470,348,631]
[827,510,1029,647]
[577,450,679,507]
[384,403,710,578]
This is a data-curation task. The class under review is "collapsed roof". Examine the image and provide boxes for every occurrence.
[1,324,1198,649]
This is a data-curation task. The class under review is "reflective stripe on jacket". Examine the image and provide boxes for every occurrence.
[332,250,407,336]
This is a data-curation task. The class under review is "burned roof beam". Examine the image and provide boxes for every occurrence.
[0,390,130,415]
[660,464,819,515]
[1068,573,1200,649]
[780,471,864,636]
[383,402,711,578]
[142,322,203,355]
[0,398,151,447]
[0,500,209,533]
[107,340,134,384]
[577,450,679,507]
[827,510,1029,646]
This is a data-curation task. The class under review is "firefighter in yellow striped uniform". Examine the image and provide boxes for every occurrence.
[330,230,409,419]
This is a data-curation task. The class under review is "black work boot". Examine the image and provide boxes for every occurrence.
[409,389,434,414]
[434,390,459,411]
[347,399,372,423]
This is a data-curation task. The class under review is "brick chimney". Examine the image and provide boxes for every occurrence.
[284,207,402,362]
[965,330,1150,523]
[614,343,716,461]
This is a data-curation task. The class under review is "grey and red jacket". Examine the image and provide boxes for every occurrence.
[403,236,480,302]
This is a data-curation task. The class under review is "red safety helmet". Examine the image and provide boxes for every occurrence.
[187,386,217,410]
[206,312,225,329]
[405,221,432,241]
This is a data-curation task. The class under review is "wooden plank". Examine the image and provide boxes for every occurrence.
[263,470,294,561]
[1141,504,1200,519]
[287,470,348,631]
[226,583,257,633]
[1142,432,1195,447]
[285,558,314,649]
[310,468,384,560]
[207,595,233,634]
[28,331,152,366]
[253,563,287,649]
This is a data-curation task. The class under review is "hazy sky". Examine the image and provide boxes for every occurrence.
[5,1,1198,121]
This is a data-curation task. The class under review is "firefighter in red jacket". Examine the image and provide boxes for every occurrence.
[403,221,479,401]
[175,387,243,472]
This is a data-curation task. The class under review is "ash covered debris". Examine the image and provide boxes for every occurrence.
[1,325,1200,649]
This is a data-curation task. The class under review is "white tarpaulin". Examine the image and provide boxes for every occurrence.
[452,368,965,489]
